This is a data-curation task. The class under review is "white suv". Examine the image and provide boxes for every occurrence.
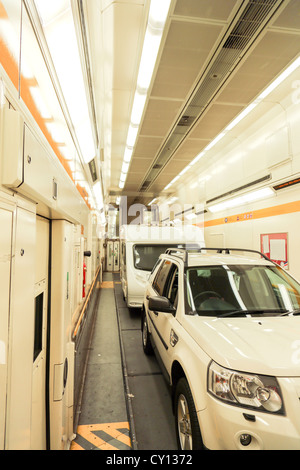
[142,247,300,450]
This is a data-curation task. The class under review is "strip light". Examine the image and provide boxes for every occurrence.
[34,0,96,164]
[119,0,171,189]
[208,187,275,213]
[163,55,300,192]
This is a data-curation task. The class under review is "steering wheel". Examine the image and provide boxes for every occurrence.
[193,290,222,308]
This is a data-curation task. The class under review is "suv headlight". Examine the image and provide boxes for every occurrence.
[208,361,284,415]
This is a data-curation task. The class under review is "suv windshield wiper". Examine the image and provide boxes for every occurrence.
[280,308,300,316]
[219,309,286,318]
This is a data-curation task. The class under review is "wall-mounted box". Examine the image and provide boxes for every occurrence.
[1,107,89,226]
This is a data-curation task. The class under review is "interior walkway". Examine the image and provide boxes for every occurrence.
[71,272,132,450]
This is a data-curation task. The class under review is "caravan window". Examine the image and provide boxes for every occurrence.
[133,244,177,271]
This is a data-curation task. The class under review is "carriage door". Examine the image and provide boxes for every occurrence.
[31,216,49,449]
[0,205,13,449]
[106,240,120,272]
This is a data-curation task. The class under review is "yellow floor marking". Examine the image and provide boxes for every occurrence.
[71,422,131,450]
[100,281,114,288]
[70,441,84,450]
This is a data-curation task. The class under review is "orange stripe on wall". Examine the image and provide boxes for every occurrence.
[204,200,300,228]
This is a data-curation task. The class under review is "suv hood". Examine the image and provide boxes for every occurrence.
[183,315,300,376]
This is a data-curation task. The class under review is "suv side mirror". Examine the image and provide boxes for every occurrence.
[148,295,176,314]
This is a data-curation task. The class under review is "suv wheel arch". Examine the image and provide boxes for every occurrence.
[171,361,186,410]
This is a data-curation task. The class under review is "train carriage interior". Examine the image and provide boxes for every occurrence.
[0,0,300,452]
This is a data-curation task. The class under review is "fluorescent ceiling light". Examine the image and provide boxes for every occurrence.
[137,28,161,91]
[131,91,147,126]
[34,0,70,26]
[205,132,226,151]
[226,56,300,132]
[179,165,191,176]
[35,0,96,164]
[170,175,180,184]
[149,0,171,28]
[190,151,205,166]
[185,213,196,220]
[29,87,52,119]
[119,0,171,189]
[124,147,133,163]
[208,187,274,213]
[119,180,125,189]
[258,55,300,100]
[168,197,178,204]
[126,125,139,147]
[120,172,127,183]
[45,122,65,143]
[122,162,129,174]
[225,103,258,132]
[148,198,157,206]
[93,181,103,210]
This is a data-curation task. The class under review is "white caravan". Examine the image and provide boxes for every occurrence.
[120,224,205,308]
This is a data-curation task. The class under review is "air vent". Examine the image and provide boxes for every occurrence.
[206,174,271,204]
[178,115,195,127]
[140,181,151,190]
[139,0,283,193]
[223,0,278,50]
[273,177,300,191]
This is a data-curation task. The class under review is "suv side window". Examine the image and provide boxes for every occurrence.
[152,260,173,296]
[164,265,179,309]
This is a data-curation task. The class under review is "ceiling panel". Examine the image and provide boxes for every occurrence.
[189,103,244,139]
[272,0,300,29]
[139,97,183,136]
[216,30,300,104]
[151,20,225,100]
[129,157,153,173]
[161,158,190,175]
[171,138,209,161]
[133,135,164,158]
[88,0,300,207]
[173,0,242,21]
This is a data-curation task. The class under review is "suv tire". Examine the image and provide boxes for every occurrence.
[142,313,154,355]
[175,377,204,450]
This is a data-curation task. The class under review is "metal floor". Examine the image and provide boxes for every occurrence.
[71,271,177,451]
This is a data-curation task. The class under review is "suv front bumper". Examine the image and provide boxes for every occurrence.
[199,377,300,450]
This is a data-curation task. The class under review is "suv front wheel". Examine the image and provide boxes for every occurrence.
[174,378,204,450]
[142,312,154,355]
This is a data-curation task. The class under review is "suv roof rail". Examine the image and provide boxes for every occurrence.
[164,246,273,265]
[165,247,189,262]
[201,247,272,263]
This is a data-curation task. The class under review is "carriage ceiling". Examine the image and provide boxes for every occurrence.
[85,0,300,210]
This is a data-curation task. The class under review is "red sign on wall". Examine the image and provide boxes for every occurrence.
[260,233,288,268]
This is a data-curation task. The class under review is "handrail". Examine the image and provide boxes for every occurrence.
[72,264,101,339]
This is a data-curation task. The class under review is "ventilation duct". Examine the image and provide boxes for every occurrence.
[206,174,271,204]
[139,0,284,192]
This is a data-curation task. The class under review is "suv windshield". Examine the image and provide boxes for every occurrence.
[185,264,300,317]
